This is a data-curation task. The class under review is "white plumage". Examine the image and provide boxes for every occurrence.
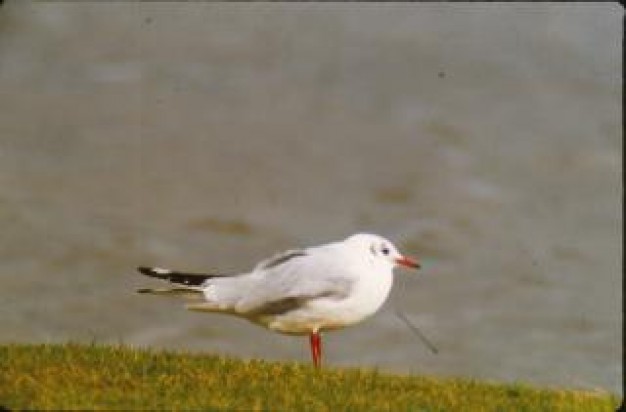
[137,233,420,367]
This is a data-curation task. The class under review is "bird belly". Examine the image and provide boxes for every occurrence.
[246,295,385,336]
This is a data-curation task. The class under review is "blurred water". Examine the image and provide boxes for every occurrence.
[0,3,621,395]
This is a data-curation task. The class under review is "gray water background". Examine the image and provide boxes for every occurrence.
[0,3,621,395]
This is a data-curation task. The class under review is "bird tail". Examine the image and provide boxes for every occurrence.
[136,266,215,300]
[136,267,233,312]
[136,286,203,299]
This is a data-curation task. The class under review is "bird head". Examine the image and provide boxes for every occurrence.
[344,233,420,270]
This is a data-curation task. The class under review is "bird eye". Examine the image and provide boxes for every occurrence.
[381,245,390,255]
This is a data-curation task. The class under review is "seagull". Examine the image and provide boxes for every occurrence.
[136,233,420,367]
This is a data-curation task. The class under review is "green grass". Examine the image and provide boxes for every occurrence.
[0,343,620,411]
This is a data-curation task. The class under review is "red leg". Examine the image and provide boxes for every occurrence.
[309,332,322,368]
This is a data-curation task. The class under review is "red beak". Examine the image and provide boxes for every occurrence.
[395,256,421,269]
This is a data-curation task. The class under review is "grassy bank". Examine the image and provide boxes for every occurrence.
[0,343,619,410]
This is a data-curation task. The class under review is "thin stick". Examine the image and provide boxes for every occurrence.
[394,309,439,355]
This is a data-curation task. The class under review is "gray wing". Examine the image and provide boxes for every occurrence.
[235,248,355,315]
[253,249,308,271]
[244,276,354,316]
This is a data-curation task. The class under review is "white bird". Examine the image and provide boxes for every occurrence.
[136,233,420,367]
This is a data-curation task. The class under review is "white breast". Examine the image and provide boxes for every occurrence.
[342,261,394,320]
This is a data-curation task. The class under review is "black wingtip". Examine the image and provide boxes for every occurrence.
[137,266,168,279]
[137,266,152,275]
[136,266,213,286]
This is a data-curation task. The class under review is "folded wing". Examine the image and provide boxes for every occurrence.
[234,248,355,316]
